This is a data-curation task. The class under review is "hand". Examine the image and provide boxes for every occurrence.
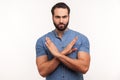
[61,36,78,55]
[45,37,60,57]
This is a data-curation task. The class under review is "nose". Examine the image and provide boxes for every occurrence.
[60,18,63,23]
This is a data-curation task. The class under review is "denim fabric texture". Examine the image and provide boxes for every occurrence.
[36,29,90,80]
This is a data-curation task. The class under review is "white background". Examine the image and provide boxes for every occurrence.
[0,0,120,80]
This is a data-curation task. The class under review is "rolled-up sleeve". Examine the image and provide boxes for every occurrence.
[78,36,90,53]
[36,38,47,57]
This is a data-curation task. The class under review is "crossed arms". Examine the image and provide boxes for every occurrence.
[36,37,90,77]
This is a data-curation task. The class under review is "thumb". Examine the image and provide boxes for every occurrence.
[69,48,77,53]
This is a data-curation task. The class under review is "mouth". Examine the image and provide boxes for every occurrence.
[59,24,64,26]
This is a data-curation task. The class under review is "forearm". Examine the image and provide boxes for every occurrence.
[56,54,89,74]
[38,57,60,77]
[45,36,90,74]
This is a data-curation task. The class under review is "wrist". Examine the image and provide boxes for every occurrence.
[55,53,62,58]
[54,53,60,57]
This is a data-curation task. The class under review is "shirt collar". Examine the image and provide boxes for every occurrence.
[52,28,70,38]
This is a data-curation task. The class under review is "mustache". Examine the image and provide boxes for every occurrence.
[59,23,65,25]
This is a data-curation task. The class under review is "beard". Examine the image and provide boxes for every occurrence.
[53,21,69,31]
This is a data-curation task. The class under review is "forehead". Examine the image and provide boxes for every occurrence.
[53,8,68,16]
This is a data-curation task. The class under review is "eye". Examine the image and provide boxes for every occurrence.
[55,16,60,19]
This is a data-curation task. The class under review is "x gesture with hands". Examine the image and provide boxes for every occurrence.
[45,36,78,57]
[45,36,90,73]
[36,35,90,77]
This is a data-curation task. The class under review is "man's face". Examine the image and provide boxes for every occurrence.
[52,8,69,31]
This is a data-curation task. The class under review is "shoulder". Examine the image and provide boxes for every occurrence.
[36,31,54,44]
[70,29,89,40]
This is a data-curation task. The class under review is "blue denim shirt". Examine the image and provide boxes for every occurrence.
[36,29,90,80]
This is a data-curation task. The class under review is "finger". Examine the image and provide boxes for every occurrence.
[75,36,78,41]
[70,36,78,46]
[45,37,56,48]
[68,50,72,54]
[68,48,77,53]
[45,42,49,47]
[46,37,50,41]
[45,37,52,44]
[45,37,51,47]
[73,36,78,43]
[72,48,77,52]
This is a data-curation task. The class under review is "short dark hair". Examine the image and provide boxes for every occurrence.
[51,2,70,15]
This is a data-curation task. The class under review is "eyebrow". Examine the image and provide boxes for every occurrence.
[55,15,68,18]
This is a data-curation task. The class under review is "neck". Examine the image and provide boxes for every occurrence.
[55,28,68,38]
